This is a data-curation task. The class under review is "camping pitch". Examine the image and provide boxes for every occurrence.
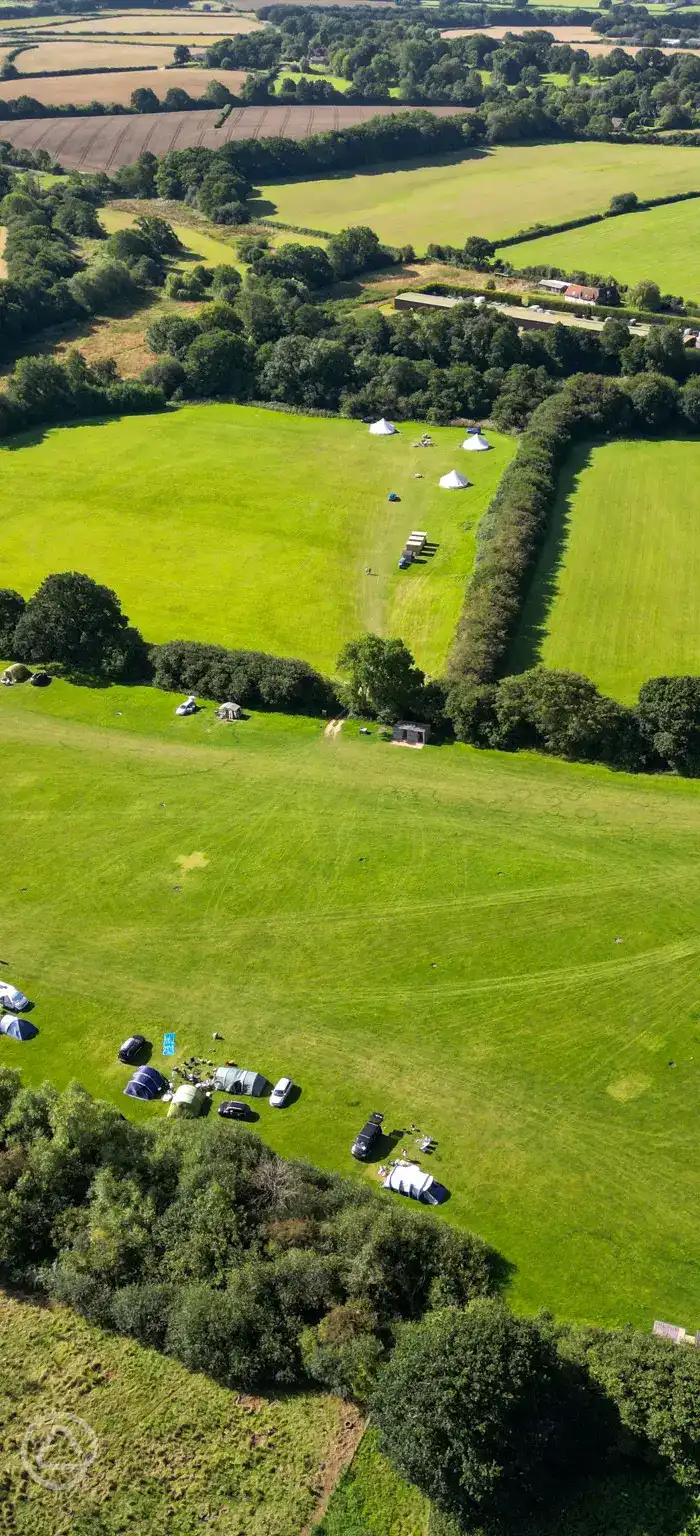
[462,433,492,452]
[368,418,397,436]
[439,470,470,489]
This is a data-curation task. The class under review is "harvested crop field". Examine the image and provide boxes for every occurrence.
[439,24,700,54]
[13,39,178,69]
[37,10,264,32]
[0,103,469,171]
[0,67,245,105]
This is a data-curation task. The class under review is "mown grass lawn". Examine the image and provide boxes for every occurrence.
[0,405,512,676]
[0,1291,355,1536]
[256,141,700,249]
[498,197,700,303]
[2,679,700,1332]
[511,439,700,702]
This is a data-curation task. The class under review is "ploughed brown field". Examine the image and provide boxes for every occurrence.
[0,66,246,105]
[0,103,468,170]
[14,39,177,69]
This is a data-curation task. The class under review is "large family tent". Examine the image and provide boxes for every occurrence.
[214,1066,267,1096]
[124,1065,168,1100]
[0,1014,38,1041]
[439,469,470,490]
[462,432,491,451]
[168,1083,207,1119]
[383,1162,438,1203]
[1,663,32,685]
[368,418,397,436]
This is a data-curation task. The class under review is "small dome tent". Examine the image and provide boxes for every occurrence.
[0,1014,38,1041]
[462,432,491,452]
[368,418,397,436]
[439,469,470,490]
[124,1065,168,1101]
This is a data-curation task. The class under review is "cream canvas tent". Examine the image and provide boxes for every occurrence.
[368,418,397,436]
[439,469,470,489]
[167,1083,207,1119]
[462,432,491,451]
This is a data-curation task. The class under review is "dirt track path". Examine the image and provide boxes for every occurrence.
[0,227,7,279]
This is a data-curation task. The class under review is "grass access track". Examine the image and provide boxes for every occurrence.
[258,141,700,251]
[0,405,513,677]
[0,1290,355,1536]
[512,439,700,702]
[2,680,700,1333]
[500,197,700,302]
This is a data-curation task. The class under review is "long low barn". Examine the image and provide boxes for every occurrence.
[0,103,471,173]
[393,291,650,336]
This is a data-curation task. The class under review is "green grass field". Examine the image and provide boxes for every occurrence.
[256,141,700,250]
[512,439,700,702]
[2,676,700,1333]
[499,198,700,301]
[0,1290,355,1536]
[0,406,512,676]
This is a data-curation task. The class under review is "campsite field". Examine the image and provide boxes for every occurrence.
[1,678,700,1334]
[497,198,700,303]
[511,439,700,702]
[0,1291,357,1536]
[0,406,512,676]
[258,141,700,250]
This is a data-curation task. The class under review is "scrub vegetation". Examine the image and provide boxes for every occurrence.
[0,1290,353,1536]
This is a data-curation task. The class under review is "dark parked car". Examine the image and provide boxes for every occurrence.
[117,1034,150,1065]
[218,1100,252,1120]
[351,1110,384,1160]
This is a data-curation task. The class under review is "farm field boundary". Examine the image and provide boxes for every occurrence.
[498,196,700,304]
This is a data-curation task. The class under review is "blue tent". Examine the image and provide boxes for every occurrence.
[0,1015,38,1041]
[124,1065,168,1100]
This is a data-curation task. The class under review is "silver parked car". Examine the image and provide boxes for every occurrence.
[269,1076,293,1108]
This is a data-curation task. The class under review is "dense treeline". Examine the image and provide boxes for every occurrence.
[2,1069,699,1530]
[140,247,700,426]
[0,1070,496,1394]
[196,4,700,136]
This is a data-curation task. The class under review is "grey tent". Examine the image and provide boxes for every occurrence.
[0,1014,38,1041]
[213,1065,266,1096]
[124,1065,168,1100]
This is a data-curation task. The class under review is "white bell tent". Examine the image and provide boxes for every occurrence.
[438,469,470,489]
[368,418,397,436]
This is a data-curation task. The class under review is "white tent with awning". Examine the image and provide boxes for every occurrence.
[369,418,397,436]
[383,1162,436,1202]
[462,432,491,451]
[439,469,470,489]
